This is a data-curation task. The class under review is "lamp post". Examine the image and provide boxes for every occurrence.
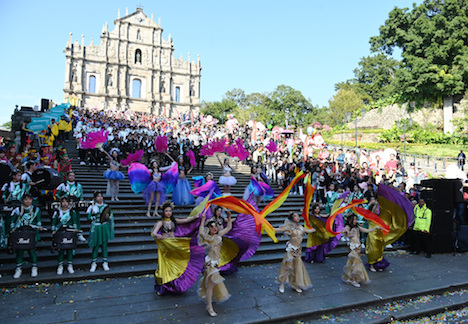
[396,117,413,165]
[285,108,290,129]
[293,110,297,129]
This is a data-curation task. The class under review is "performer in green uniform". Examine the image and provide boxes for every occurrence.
[10,194,43,279]
[51,197,79,275]
[86,191,114,272]
[55,171,86,241]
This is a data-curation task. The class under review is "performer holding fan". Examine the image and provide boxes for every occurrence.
[86,191,114,272]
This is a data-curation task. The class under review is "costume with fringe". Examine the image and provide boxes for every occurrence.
[342,226,370,285]
[276,219,313,291]
[198,231,231,304]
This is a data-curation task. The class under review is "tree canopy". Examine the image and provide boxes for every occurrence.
[201,85,320,127]
[370,0,468,104]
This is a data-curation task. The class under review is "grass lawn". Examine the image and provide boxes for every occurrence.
[324,139,468,159]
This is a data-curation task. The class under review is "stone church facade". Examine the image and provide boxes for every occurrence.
[63,8,201,117]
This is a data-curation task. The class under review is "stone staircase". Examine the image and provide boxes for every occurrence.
[0,140,359,286]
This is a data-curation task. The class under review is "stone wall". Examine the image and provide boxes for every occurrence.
[349,98,467,130]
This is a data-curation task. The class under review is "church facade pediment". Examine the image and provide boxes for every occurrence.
[63,8,201,117]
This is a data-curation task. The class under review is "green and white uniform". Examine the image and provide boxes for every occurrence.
[10,205,42,268]
[86,202,114,263]
[52,207,78,266]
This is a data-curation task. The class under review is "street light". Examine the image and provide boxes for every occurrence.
[396,117,413,165]
[285,108,290,129]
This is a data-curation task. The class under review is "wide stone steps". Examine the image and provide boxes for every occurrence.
[0,140,372,286]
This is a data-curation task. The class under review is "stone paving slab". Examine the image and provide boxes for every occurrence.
[1,251,467,324]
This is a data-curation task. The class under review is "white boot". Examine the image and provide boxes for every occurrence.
[57,265,63,275]
[77,234,86,242]
[13,267,22,279]
[31,266,38,277]
[102,262,110,271]
[67,264,75,274]
[90,262,97,272]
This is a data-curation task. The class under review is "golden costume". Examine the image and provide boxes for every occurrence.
[342,226,370,286]
[277,221,312,290]
[198,231,231,303]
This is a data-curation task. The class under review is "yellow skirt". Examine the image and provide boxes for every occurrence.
[342,249,370,285]
[198,263,231,303]
[276,247,312,290]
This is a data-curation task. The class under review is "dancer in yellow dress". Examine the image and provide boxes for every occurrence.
[275,211,316,293]
[341,214,381,287]
[198,209,232,317]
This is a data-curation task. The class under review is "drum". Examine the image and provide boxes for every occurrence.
[100,205,112,223]
[10,226,36,250]
[53,228,77,250]
[31,168,62,190]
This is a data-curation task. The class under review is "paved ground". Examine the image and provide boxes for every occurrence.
[1,250,467,324]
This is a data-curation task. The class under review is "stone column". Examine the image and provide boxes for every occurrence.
[443,96,453,134]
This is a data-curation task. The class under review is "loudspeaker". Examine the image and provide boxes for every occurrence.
[41,99,49,112]
[420,179,463,210]
[431,208,454,253]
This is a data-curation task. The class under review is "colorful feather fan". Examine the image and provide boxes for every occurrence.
[121,150,144,166]
[265,140,278,154]
[225,138,249,161]
[128,163,151,194]
[186,150,196,168]
[155,135,168,153]
[200,138,226,156]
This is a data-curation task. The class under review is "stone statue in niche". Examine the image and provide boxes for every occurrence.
[160,81,166,93]
[107,75,113,87]
[162,51,169,65]
[137,29,142,41]
[71,70,77,82]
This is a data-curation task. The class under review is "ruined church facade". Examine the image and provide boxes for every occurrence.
[63,8,201,116]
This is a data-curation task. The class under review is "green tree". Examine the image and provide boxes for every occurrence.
[225,88,248,109]
[328,88,364,123]
[353,53,400,101]
[267,85,317,127]
[370,0,468,105]
[201,99,237,121]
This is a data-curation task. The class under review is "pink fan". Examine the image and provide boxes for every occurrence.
[121,150,144,166]
[186,150,196,168]
[80,129,108,149]
[225,138,249,161]
[265,140,278,153]
[155,136,168,153]
[200,138,227,156]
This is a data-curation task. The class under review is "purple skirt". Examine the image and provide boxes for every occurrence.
[143,181,166,205]
[366,257,391,271]
[154,237,205,295]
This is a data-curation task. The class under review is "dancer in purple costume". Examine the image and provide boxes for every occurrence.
[304,204,344,263]
[143,160,171,218]
[151,201,204,295]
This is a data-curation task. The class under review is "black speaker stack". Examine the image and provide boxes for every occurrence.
[420,179,465,253]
